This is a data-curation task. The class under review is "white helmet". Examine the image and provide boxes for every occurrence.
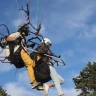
[42,38,52,46]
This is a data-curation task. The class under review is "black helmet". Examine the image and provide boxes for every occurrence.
[18,23,29,36]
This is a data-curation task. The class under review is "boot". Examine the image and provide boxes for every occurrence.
[36,83,44,90]
[31,80,41,89]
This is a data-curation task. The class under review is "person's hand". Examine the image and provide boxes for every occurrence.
[47,50,52,55]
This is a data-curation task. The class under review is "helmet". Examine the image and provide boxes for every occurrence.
[18,23,29,36]
[42,38,52,46]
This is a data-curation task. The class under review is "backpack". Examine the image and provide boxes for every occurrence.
[34,59,51,83]
[11,47,25,68]
[30,44,51,83]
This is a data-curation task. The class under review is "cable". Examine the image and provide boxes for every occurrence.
[27,48,65,65]
[16,0,21,25]
[36,0,39,27]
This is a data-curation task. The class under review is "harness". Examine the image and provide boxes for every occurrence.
[8,34,26,68]
[34,58,51,83]
[10,46,25,68]
[30,44,51,83]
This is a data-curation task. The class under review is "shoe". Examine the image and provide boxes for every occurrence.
[43,84,49,96]
[31,80,41,89]
[36,85,44,90]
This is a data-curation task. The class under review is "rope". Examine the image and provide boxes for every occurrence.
[36,0,39,27]
[27,48,65,66]
[26,0,30,22]
[16,0,21,25]
[15,68,17,77]
[27,48,64,62]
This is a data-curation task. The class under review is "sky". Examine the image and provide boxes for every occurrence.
[0,0,96,96]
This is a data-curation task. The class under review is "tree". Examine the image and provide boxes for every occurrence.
[0,86,10,96]
[88,92,96,96]
[73,62,96,96]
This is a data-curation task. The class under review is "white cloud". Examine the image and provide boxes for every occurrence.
[70,71,79,78]
[63,88,80,96]
[70,5,93,23]
[47,87,80,96]
[62,50,74,57]
[5,82,80,96]
[12,11,27,29]
[12,19,23,28]
[3,69,81,96]
[5,83,37,96]
[63,70,80,87]
[12,18,26,29]
[0,63,14,72]
[4,70,44,96]
[77,24,96,39]
[1,1,96,96]
[18,70,30,87]
[40,24,46,34]
[65,4,96,40]
[44,1,96,44]
[81,51,96,64]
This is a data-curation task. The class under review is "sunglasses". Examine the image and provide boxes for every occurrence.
[47,42,52,46]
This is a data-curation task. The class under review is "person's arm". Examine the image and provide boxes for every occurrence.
[6,36,16,41]
[36,44,46,55]
[7,32,22,42]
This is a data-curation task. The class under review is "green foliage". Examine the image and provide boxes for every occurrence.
[88,92,96,96]
[0,86,10,96]
[73,62,96,96]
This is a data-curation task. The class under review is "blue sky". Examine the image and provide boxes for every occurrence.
[0,0,96,96]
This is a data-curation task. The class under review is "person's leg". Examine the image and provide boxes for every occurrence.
[44,65,64,96]
[57,74,64,84]
[55,75,64,96]
[44,74,64,88]
[20,49,40,88]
